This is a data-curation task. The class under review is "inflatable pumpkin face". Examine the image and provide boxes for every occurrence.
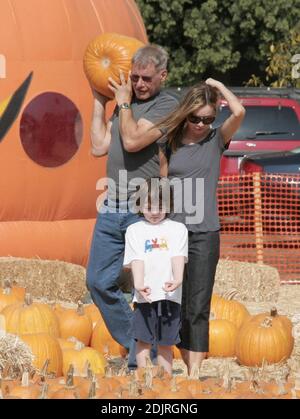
[0,0,147,265]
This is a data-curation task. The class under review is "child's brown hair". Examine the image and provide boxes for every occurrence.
[135,177,174,215]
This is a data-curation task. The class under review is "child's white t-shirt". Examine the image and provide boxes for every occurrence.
[123,219,188,304]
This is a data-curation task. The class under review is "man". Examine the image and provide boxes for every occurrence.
[86,44,178,367]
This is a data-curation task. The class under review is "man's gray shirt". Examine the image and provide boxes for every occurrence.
[106,91,178,201]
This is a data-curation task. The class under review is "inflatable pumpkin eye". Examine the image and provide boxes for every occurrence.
[20,92,83,168]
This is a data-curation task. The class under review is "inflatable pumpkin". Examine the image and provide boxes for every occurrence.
[84,33,144,98]
[0,0,147,266]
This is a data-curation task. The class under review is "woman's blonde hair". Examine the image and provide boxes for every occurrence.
[156,82,219,152]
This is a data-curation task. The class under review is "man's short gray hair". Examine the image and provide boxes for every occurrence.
[132,44,169,71]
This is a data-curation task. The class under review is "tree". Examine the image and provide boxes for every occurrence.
[265,27,300,88]
[136,0,300,86]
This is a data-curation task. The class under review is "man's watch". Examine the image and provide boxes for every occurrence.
[119,103,131,110]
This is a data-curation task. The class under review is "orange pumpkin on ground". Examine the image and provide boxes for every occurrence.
[208,319,238,358]
[210,294,250,329]
[83,32,144,98]
[0,280,23,311]
[62,343,106,377]
[91,319,127,357]
[84,303,103,327]
[1,293,60,337]
[58,301,93,346]
[8,372,40,399]
[236,312,294,367]
[0,280,26,300]
[21,333,63,377]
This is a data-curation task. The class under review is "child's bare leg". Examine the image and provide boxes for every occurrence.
[136,340,151,368]
[187,351,206,376]
[179,347,189,366]
[157,345,173,375]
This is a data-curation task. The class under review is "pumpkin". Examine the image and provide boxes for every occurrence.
[91,319,127,357]
[50,367,81,399]
[84,303,103,327]
[0,280,23,311]
[210,294,250,329]
[1,293,60,337]
[58,301,93,345]
[247,307,292,333]
[8,371,40,399]
[21,333,63,377]
[83,32,144,98]
[156,377,193,399]
[208,319,238,358]
[236,314,294,367]
[62,344,106,377]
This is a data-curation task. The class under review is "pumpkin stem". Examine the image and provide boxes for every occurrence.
[76,301,85,316]
[21,371,30,387]
[74,340,85,351]
[85,362,93,380]
[270,307,278,317]
[221,288,239,301]
[156,365,165,379]
[40,359,50,377]
[38,383,49,399]
[65,365,75,388]
[24,293,33,306]
[128,376,140,398]
[88,379,97,399]
[2,280,12,295]
[170,376,178,392]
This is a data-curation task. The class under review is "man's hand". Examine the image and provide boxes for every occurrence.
[136,286,152,303]
[108,71,132,106]
[162,280,182,293]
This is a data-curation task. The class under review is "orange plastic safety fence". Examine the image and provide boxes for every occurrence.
[218,173,300,283]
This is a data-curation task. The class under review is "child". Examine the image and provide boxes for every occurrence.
[124,178,188,375]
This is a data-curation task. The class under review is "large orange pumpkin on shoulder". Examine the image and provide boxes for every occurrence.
[83,32,144,98]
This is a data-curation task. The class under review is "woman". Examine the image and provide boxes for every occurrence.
[156,78,245,374]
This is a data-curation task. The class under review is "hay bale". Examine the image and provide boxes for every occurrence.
[214,259,280,302]
[0,257,87,303]
[0,256,133,304]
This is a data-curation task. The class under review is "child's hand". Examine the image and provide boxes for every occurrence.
[136,286,152,303]
[163,281,181,292]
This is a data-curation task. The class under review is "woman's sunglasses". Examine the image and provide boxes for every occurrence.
[130,74,153,83]
[187,114,216,125]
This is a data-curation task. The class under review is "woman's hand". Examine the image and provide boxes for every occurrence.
[205,78,223,89]
[108,70,133,106]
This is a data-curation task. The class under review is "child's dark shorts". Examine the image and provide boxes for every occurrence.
[129,300,181,346]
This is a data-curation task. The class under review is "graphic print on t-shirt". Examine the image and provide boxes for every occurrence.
[144,237,169,253]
